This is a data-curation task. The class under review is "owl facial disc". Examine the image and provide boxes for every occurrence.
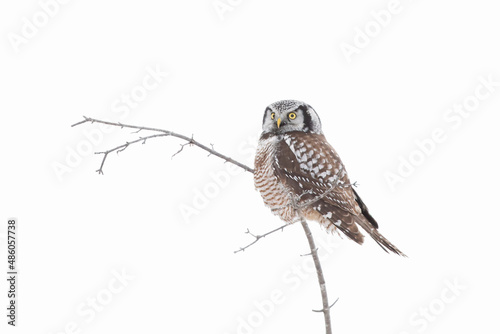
[261,100,323,135]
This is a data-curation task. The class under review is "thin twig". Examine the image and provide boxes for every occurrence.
[94,134,168,174]
[312,298,339,313]
[171,137,194,159]
[72,116,254,174]
[234,223,290,253]
[300,248,318,257]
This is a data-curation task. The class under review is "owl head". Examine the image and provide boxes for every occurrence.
[261,100,322,135]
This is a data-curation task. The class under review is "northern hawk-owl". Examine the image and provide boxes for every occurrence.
[254,100,404,255]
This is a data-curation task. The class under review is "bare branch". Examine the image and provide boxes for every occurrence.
[299,217,333,334]
[234,224,290,253]
[72,116,254,174]
[300,248,318,257]
[70,117,88,127]
[94,134,168,174]
[72,115,336,333]
[171,140,192,159]
[239,189,336,332]
[288,189,335,334]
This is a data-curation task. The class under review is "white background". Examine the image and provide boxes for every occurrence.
[1,0,499,333]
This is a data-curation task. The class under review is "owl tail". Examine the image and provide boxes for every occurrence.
[317,204,406,256]
[316,202,406,256]
[354,216,407,257]
[351,189,406,256]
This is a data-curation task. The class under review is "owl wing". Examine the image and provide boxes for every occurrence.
[272,132,363,240]
[274,132,361,215]
[273,132,405,255]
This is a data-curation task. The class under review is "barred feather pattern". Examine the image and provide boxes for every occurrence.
[254,134,298,224]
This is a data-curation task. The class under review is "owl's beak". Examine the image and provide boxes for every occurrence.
[276,118,282,128]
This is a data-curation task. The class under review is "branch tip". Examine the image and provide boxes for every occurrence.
[300,248,318,257]
[235,224,290,253]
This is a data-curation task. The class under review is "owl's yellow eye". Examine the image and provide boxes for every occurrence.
[288,112,297,120]
[271,112,275,120]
